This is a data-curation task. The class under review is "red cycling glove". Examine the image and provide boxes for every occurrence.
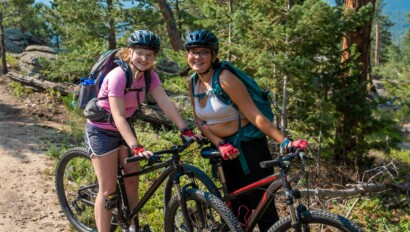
[218,142,239,160]
[131,145,145,156]
[281,138,308,153]
[180,127,197,143]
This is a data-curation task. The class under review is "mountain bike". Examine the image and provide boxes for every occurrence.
[55,140,241,232]
[165,146,363,232]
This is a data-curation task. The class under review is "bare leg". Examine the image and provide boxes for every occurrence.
[118,145,140,226]
[91,150,119,232]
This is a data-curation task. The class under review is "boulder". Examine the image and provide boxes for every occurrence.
[19,46,57,78]
[4,28,48,54]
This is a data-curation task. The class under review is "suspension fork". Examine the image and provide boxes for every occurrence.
[171,156,194,232]
[281,171,303,232]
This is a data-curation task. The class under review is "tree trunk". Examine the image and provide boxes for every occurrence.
[0,12,8,74]
[374,22,380,66]
[107,0,116,49]
[336,0,376,165]
[281,74,288,136]
[227,0,233,61]
[157,0,184,51]
[280,0,292,137]
[341,0,375,83]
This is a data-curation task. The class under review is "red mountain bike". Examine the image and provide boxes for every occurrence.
[165,146,363,232]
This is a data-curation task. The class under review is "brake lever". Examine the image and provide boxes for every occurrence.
[142,155,162,168]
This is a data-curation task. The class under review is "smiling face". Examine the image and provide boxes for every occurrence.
[187,47,214,74]
[129,48,156,71]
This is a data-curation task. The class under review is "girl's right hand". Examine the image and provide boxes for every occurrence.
[131,145,153,159]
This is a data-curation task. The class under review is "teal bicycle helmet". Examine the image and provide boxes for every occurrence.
[128,30,160,53]
[185,30,219,55]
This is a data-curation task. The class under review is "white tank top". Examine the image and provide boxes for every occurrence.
[194,80,244,125]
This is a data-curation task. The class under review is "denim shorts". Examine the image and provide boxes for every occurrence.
[84,123,134,156]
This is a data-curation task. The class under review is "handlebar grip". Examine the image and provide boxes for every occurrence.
[260,159,281,169]
[125,156,146,164]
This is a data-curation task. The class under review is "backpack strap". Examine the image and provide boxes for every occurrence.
[196,62,250,175]
[211,62,236,107]
[114,59,133,91]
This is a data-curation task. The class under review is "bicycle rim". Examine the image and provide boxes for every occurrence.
[55,148,99,231]
[268,210,363,232]
[165,188,242,232]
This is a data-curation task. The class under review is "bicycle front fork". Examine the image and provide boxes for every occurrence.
[286,189,307,232]
[172,171,197,232]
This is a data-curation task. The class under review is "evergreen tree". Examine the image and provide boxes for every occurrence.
[40,0,162,82]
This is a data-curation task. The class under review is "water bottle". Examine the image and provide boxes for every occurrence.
[78,78,97,109]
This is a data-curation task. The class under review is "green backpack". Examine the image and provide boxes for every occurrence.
[191,61,273,122]
[192,61,274,175]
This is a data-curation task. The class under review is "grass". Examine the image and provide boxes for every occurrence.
[43,90,409,231]
[9,81,33,97]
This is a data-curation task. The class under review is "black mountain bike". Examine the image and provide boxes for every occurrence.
[165,147,363,232]
[55,140,241,232]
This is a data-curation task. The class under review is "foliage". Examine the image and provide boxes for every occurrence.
[40,40,107,82]
[371,0,394,66]
[8,81,32,97]
[1,0,53,41]
[0,53,19,69]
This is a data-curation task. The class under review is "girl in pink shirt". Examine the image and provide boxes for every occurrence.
[84,30,202,232]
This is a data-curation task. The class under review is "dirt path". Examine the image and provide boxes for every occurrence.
[0,78,70,231]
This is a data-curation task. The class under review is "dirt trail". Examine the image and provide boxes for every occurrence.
[0,78,70,231]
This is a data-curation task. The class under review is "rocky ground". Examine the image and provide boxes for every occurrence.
[0,77,70,231]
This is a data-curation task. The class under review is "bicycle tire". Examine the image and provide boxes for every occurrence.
[55,147,118,232]
[163,164,221,210]
[267,210,363,232]
[165,188,242,232]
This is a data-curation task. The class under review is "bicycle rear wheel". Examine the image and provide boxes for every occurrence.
[165,188,242,232]
[55,147,117,232]
[268,210,363,232]
[164,164,221,210]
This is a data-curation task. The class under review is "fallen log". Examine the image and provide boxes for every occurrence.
[299,183,410,198]
[4,71,191,129]
[6,71,76,95]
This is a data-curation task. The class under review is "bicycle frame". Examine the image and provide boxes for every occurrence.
[98,144,200,231]
[118,156,188,225]
[212,156,300,232]
[217,165,279,231]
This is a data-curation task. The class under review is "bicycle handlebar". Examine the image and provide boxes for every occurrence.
[124,139,197,164]
[259,149,306,169]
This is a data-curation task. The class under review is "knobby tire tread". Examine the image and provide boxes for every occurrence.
[163,164,221,209]
[165,188,242,232]
[268,210,363,232]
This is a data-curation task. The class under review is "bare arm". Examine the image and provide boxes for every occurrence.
[149,86,187,130]
[219,70,285,144]
[109,96,140,147]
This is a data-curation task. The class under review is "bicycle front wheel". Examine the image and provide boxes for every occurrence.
[165,188,242,232]
[55,147,118,232]
[268,210,363,232]
[164,164,221,210]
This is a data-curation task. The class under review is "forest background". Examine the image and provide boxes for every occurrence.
[0,0,409,231]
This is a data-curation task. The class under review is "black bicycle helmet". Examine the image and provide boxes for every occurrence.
[128,30,161,53]
[185,30,219,55]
